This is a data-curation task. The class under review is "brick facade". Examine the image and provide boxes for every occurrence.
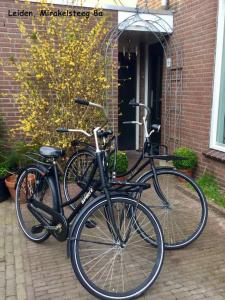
[1,0,225,188]
[0,0,118,138]
[137,0,225,188]
[171,0,220,182]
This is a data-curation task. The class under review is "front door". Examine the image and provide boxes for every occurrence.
[118,52,136,150]
[148,43,163,146]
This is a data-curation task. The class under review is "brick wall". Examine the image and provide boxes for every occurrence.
[0,0,118,140]
[137,0,225,188]
[168,0,222,182]
[2,0,225,189]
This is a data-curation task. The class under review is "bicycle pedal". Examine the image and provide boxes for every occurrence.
[44,225,57,231]
[85,220,97,229]
[31,224,44,234]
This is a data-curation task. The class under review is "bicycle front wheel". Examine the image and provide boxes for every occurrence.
[137,169,208,249]
[70,196,164,300]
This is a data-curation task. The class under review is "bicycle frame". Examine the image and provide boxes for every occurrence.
[52,98,175,234]
[35,125,141,246]
[62,101,174,208]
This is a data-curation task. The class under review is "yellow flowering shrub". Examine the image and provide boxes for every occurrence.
[8,1,110,147]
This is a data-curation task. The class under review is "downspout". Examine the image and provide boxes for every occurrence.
[161,0,169,9]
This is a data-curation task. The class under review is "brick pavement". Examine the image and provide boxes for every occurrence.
[1,197,225,300]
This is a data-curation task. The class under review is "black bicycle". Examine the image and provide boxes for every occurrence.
[62,99,208,250]
[15,122,164,299]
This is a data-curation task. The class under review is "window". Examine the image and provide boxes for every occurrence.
[210,0,225,151]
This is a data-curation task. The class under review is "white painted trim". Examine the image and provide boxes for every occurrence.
[210,0,225,151]
[161,0,168,7]
[118,11,173,33]
[136,49,140,150]
[144,44,149,140]
[20,0,173,15]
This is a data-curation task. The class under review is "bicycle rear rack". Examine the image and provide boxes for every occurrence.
[25,152,52,166]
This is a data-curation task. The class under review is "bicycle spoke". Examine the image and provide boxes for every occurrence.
[81,233,113,243]
[98,208,116,233]
[139,170,207,249]
[83,246,116,270]
[72,197,164,298]
[91,253,117,282]
[77,239,115,246]
[102,251,118,289]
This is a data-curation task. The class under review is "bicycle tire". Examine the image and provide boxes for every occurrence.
[63,148,97,208]
[136,169,208,249]
[15,165,54,243]
[69,195,164,300]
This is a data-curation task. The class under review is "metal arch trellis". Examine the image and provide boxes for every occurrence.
[100,9,183,152]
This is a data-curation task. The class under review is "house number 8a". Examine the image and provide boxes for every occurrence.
[94,10,103,16]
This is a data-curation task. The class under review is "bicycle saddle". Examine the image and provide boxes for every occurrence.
[39,146,65,158]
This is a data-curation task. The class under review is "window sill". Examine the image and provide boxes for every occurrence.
[203,149,225,163]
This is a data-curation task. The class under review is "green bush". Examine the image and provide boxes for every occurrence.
[0,165,8,178]
[0,141,36,173]
[197,174,225,208]
[173,147,198,170]
[0,116,6,162]
[2,1,110,147]
[108,151,128,176]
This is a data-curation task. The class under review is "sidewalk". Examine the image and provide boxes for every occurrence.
[1,198,225,300]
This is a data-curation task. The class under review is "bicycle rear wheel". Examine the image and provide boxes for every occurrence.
[64,149,98,208]
[137,169,208,249]
[16,165,54,242]
[70,196,164,300]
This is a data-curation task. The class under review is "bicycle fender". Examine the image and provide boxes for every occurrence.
[16,164,59,213]
[155,166,175,171]
[136,167,175,183]
[15,164,50,189]
[66,191,128,258]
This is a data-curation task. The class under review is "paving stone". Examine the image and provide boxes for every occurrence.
[6,264,15,280]
[16,273,25,285]
[6,296,17,300]
[0,287,6,298]
[17,283,26,300]
[1,191,225,299]
[0,271,6,288]
[6,278,16,296]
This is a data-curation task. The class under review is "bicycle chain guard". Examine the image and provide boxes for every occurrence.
[27,198,68,242]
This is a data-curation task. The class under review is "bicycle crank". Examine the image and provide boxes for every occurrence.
[27,198,68,241]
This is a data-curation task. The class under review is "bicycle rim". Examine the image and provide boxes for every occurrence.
[64,150,97,207]
[138,169,208,249]
[70,196,164,300]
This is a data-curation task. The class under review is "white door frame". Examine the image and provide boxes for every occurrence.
[144,44,149,141]
[136,49,140,150]
[135,44,149,149]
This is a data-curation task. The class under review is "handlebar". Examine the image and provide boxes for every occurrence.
[56,127,113,139]
[97,129,113,138]
[57,98,111,141]
[56,128,92,137]
[151,124,161,132]
[75,98,89,106]
[123,112,160,139]
[127,99,154,138]
[74,98,104,110]
[123,121,142,125]
[129,98,139,107]
[74,97,108,128]
[56,127,69,133]
[129,99,151,117]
